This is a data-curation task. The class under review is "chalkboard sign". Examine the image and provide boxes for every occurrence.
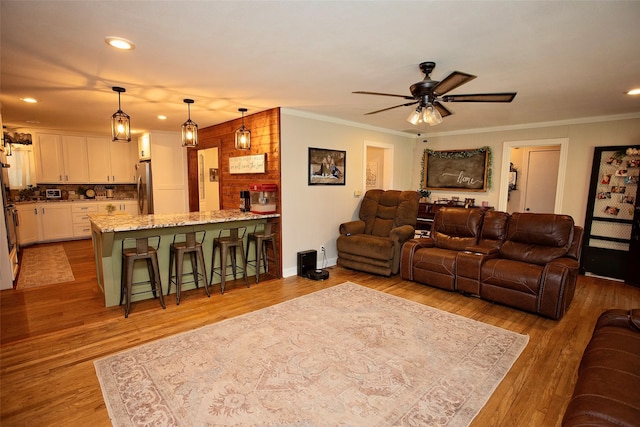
[423,148,489,191]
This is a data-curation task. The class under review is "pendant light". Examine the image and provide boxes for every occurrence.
[111,87,131,142]
[235,108,251,150]
[181,99,198,147]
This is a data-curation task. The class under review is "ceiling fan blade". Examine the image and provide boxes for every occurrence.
[442,93,517,102]
[353,91,415,100]
[433,101,452,117]
[432,71,477,96]
[364,101,418,115]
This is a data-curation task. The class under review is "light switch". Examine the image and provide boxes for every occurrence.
[354,190,362,197]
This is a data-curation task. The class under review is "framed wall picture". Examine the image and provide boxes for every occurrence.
[308,147,346,185]
[422,147,490,191]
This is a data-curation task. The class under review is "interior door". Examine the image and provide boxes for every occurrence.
[523,149,560,213]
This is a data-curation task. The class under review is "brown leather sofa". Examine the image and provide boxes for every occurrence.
[337,189,419,276]
[401,207,583,319]
[562,309,640,426]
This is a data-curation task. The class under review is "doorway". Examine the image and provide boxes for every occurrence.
[499,138,568,213]
[507,146,560,214]
[363,141,394,191]
[198,147,220,211]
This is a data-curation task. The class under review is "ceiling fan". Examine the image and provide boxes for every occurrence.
[354,61,517,126]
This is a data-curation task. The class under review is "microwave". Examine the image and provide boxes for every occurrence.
[45,189,61,199]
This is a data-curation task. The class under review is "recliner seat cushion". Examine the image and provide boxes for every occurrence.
[337,234,394,261]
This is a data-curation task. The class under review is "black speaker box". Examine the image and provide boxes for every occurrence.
[297,250,317,277]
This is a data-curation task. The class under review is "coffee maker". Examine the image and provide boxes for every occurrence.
[240,190,250,212]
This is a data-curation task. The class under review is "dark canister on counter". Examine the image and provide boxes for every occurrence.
[240,190,250,212]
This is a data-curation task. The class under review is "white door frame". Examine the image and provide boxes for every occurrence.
[363,140,394,190]
[498,138,569,213]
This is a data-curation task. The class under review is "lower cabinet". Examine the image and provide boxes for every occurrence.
[71,203,98,238]
[38,203,74,241]
[16,203,39,246]
[97,201,138,215]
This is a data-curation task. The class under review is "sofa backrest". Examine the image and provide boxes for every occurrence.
[477,210,510,251]
[432,207,484,251]
[359,189,419,237]
[500,212,575,265]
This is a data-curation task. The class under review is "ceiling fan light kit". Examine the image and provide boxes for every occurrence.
[111,86,131,142]
[355,61,517,127]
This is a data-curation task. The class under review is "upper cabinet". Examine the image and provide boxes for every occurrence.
[34,133,89,184]
[86,137,136,184]
[138,134,151,160]
[35,132,136,185]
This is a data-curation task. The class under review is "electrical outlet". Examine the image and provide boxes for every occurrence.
[321,246,325,253]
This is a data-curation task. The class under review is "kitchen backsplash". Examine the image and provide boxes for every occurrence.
[9,184,137,202]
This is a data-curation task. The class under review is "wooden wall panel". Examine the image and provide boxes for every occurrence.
[186,108,282,278]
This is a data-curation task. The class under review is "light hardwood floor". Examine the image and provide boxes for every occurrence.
[1,239,638,426]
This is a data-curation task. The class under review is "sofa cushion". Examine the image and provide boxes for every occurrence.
[432,207,484,251]
[500,212,574,265]
[336,234,394,261]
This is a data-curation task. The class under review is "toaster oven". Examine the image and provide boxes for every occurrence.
[45,189,62,199]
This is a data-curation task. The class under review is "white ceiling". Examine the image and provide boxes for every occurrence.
[2,1,640,137]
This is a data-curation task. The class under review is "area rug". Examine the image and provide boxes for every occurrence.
[16,245,75,289]
[94,282,528,426]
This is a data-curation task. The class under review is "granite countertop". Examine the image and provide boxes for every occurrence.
[89,209,280,232]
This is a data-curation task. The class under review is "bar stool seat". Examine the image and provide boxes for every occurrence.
[167,231,209,305]
[245,223,280,283]
[120,236,165,318]
[210,227,249,294]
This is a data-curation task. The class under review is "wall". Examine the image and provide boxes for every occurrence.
[280,109,415,276]
[410,117,640,227]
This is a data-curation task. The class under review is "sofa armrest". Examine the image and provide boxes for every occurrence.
[595,308,640,332]
[400,238,435,280]
[390,224,416,244]
[539,257,580,319]
[339,220,365,236]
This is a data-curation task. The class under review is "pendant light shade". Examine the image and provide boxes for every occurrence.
[406,103,443,127]
[235,108,251,150]
[181,99,198,147]
[111,87,131,142]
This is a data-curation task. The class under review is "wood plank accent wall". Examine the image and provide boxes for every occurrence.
[187,108,282,279]
[187,108,281,212]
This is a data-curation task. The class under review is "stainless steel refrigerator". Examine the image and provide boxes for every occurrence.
[135,161,154,215]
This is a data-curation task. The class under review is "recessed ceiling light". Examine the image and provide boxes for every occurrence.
[26,120,40,124]
[157,115,167,120]
[627,88,640,95]
[20,97,38,103]
[105,36,135,50]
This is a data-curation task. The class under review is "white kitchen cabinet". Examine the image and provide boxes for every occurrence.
[71,203,97,238]
[35,134,64,183]
[137,133,151,160]
[38,203,73,241]
[97,200,138,215]
[86,137,136,184]
[34,134,90,184]
[16,203,39,246]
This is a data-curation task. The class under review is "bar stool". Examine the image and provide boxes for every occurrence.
[120,236,165,318]
[245,223,280,283]
[210,227,249,294]
[167,231,209,305]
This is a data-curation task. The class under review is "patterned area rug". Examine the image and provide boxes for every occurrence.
[94,282,528,426]
[16,245,75,289]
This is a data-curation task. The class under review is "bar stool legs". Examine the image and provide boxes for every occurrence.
[167,231,209,305]
[210,227,249,294]
[120,236,165,318]
[246,223,280,284]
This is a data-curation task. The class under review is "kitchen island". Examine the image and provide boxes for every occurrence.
[90,210,280,307]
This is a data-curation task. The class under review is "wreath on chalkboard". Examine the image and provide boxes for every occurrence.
[420,146,492,190]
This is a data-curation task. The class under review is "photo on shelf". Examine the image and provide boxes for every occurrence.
[624,175,639,184]
[611,186,626,194]
[604,206,620,216]
[601,174,611,184]
[629,159,640,167]
[597,191,611,199]
[621,195,635,204]
[606,157,623,166]
[615,169,628,176]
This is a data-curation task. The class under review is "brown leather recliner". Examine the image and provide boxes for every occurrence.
[562,309,640,426]
[337,189,419,276]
